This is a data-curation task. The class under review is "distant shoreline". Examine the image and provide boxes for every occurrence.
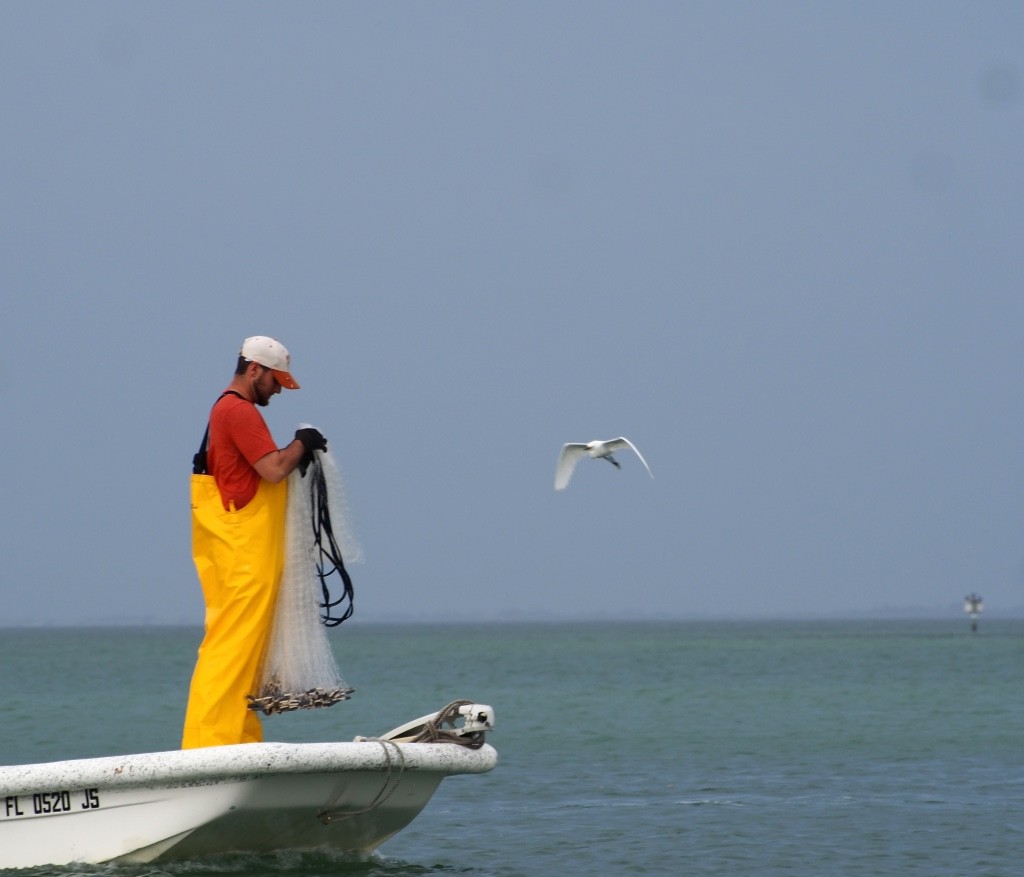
[4,612,1023,630]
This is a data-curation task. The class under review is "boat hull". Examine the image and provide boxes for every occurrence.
[0,740,497,867]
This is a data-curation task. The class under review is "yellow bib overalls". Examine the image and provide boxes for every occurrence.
[181,473,288,748]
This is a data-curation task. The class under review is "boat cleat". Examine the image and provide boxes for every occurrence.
[457,703,495,733]
[360,701,496,745]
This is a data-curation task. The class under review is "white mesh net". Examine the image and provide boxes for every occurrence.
[317,448,364,565]
[248,445,360,715]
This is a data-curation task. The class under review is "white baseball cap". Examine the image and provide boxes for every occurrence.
[240,336,300,389]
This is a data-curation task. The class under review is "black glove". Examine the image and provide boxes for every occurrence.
[295,428,326,477]
[295,427,328,453]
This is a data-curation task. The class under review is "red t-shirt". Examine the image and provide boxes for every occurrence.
[207,392,278,510]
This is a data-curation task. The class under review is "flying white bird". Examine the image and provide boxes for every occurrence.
[554,437,654,490]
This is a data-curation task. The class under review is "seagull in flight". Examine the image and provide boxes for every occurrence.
[554,437,654,490]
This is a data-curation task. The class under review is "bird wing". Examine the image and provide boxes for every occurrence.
[607,437,654,479]
[554,443,588,490]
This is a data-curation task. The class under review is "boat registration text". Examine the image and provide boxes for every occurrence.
[3,789,101,819]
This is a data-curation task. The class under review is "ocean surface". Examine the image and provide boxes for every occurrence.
[2,620,1022,876]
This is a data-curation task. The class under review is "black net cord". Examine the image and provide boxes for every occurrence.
[308,456,355,626]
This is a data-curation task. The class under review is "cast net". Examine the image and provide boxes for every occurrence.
[247,443,361,715]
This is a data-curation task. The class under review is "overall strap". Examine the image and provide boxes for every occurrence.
[192,390,246,475]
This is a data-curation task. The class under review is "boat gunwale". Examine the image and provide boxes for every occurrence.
[0,740,498,796]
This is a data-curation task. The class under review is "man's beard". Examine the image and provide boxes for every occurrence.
[252,379,271,407]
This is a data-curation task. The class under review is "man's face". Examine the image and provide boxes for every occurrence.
[251,364,281,407]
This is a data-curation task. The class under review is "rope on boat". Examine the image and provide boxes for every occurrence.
[316,740,406,824]
[316,701,489,824]
[402,700,487,750]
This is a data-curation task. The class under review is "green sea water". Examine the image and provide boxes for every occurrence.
[2,620,1022,876]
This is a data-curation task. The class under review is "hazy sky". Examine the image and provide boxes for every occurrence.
[3,2,1023,625]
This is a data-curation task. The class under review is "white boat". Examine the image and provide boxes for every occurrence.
[0,702,496,868]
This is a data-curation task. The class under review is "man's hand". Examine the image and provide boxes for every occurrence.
[295,427,328,453]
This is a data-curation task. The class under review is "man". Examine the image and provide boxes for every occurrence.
[182,336,327,749]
